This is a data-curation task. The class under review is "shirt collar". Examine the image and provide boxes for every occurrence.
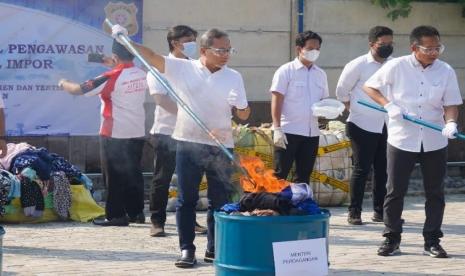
[409,53,436,69]
[293,57,315,70]
[194,59,227,73]
[168,52,190,60]
[114,62,134,70]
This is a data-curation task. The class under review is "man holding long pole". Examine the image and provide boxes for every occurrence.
[147,24,207,238]
[112,24,250,268]
[364,25,462,258]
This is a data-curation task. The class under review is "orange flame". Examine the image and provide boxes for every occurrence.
[239,155,289,193]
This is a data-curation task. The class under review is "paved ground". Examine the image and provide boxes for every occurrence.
[2,194,465,275]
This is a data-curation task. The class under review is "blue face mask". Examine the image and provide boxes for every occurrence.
[182,41,197,58]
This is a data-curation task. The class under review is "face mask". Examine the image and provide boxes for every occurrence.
[303,49,320,62]
[181,41,197,58]
[376,44,393,59]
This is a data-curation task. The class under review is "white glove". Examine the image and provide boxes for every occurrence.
[442,121,458,139]
[111,24,129,44]
[383,102,405,120]
[273,127,288,149]
[57,79,67,89]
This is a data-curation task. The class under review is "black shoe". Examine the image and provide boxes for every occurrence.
[371,212,383,223]
[348,211,363,225]
[377,238,400,256]
[175,249,197,268]
[128,213,146,224]
[204,250,215,263]
[150,224,166,237]
[92,216,129,226]
[424,243,448,258]
[195,221,207,234]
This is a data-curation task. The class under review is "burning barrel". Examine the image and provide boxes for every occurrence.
[214,210,330,275]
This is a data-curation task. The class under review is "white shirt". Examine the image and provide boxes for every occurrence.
[84,65,147,139]
[163,57,248,148]
[147,53,177,136]
[365,54,462,152]
[336,52,390,133]
[270,58,329,137]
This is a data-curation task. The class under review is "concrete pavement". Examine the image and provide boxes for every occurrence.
[2,194,465,275]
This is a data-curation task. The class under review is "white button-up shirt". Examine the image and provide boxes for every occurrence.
[336,52,390,133]
[365,54,462,152]
[163,57,248,148]
[147,53,177,136]
[270,58,329,137]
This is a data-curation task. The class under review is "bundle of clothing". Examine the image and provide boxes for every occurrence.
[0,143,93,220]
[221,183,321,216]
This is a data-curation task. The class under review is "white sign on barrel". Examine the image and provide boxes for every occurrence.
[272,238,328,276]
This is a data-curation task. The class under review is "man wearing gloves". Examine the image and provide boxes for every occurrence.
[146,25,207,238]
[112,24,250,268]
[270,30,329,184]
[364,26,462,258]
[336,26,393,225]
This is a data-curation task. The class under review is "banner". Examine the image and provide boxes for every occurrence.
[0,0,143,135]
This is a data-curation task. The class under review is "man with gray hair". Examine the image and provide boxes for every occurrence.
[112,25,250,268]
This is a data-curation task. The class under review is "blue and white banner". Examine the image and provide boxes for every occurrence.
[0,0,143,136]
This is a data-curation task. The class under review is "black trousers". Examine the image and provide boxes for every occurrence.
[176,141,233,252]
[149,134,177,225]
[100,136,145,220]
[346,122,387,214]
[383,144,447,245]
[274,133,319,183]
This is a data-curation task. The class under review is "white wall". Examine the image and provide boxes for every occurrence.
[143,0,465,101]
[306,0,465,98]
[143,0,292,101]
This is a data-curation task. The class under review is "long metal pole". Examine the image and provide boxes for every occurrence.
[358,100,465,140]
[105,19,255,184]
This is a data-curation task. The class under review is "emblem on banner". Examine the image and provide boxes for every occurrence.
[103,2,139,36]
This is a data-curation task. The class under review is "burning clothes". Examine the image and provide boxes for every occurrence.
[221,183,321,216]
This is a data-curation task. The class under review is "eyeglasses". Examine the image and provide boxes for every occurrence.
[417,44,445,55]
[207,47,237,56]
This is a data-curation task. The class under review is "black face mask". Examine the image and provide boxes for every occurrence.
[376,44,393,59]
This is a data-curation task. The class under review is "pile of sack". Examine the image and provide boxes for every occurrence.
[234,122,351,207]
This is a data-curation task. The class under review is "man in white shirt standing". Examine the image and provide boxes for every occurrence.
[59,40,147,226]
[336,26,394,225]
[364,26,462,258]
[112,25,250,268]
[146,25,207,238]
[270,30,329,185]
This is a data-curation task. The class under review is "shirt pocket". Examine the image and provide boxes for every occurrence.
[288,80,306,101]
[428,82,444,108]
